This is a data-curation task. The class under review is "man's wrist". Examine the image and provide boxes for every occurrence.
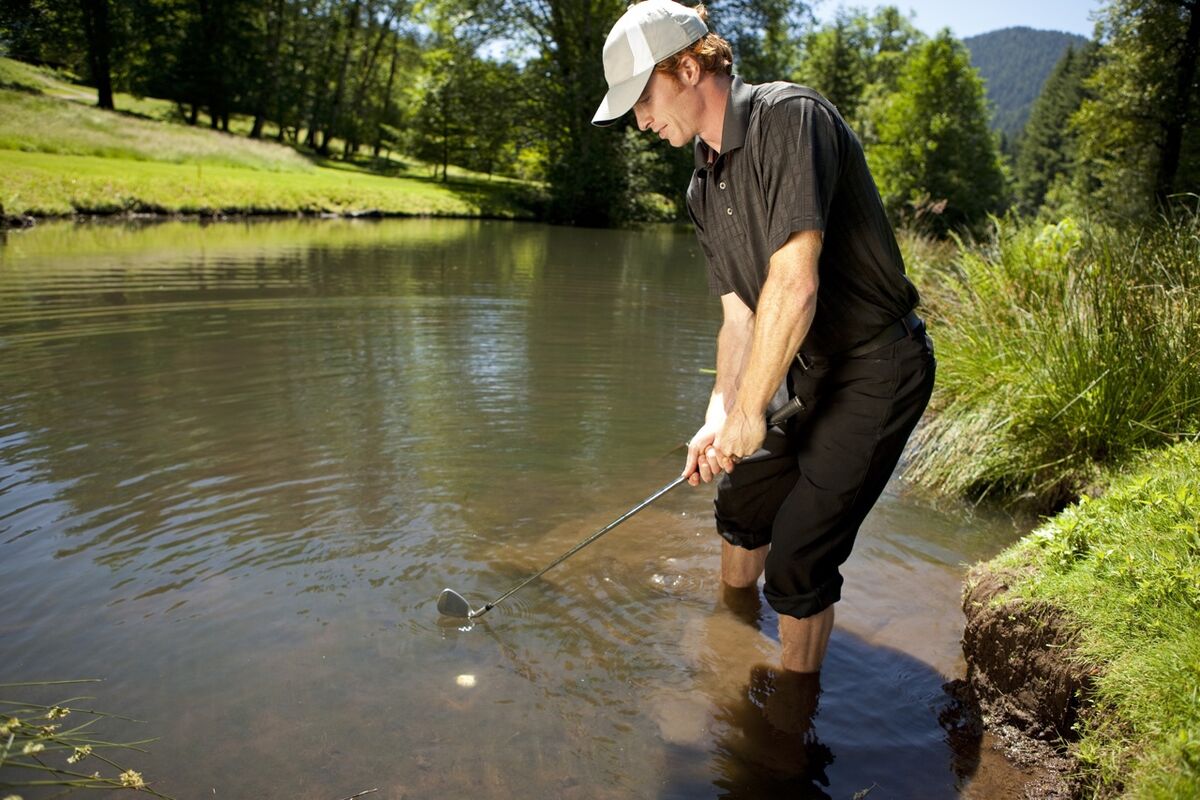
[732,399,767,421]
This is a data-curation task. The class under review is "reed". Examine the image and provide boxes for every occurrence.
[0,680,172,797]
[905,209,1200,509]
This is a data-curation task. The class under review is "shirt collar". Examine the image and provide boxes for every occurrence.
[694,75,754,169]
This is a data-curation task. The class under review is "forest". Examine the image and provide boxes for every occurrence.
[1,0,1196,230]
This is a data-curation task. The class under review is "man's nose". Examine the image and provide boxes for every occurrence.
[634,106,650,131]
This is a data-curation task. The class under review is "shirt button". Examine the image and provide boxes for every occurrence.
[726,208,733,215]
[719,181,727,190]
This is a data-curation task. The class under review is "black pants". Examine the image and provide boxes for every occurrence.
[714,325,936,619]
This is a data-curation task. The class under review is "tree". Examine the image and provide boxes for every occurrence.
[706,0,808,82]
[796,6,922,143]
[797,10,867,123]
[868,30,1009,235]
[1013,43,1098,215]
[0,1,86,71]
[500,0,632,226]
[1072,0,1200,219]
[78,0,114,108]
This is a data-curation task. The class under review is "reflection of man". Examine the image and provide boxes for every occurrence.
[593,1,935,673]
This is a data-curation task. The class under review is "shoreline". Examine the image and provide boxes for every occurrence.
[958,442,1200,798]
[0,207,536,231]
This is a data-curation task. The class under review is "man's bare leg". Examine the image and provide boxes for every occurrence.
[720,540,768,587]
[779,606,835,673]
[720,541,834,672]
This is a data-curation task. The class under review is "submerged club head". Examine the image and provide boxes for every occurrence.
[437,588,474,618]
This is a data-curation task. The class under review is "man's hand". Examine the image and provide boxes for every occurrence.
[714,406,766,473]
[682,406,769,485]
[682,417,724,486]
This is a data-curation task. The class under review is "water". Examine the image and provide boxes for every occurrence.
[0,219,1030,798]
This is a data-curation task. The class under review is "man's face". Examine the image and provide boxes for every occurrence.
[632,70,698,148]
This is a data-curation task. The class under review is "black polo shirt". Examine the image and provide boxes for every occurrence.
[686,77,919,357]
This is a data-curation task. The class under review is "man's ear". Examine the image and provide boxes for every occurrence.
[677,53,702,86]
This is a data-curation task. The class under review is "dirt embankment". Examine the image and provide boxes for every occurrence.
[960,565,1101,799]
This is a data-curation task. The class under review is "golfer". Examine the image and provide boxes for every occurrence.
[593,0,935,673]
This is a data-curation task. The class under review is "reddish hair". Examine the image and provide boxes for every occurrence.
[653,5,733,76]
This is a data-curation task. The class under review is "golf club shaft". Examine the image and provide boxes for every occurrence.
[473,475,687,617]
[471,401,804,618]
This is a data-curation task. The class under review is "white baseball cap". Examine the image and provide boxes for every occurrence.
[592,0,708,126]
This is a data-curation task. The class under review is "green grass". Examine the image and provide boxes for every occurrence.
[0,149,529,217]
[984,442,1200,798]
[0,57,534,219]
[903,212,1200,509]
[0,88,314,171]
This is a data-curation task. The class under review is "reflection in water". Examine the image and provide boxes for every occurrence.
[0,219,1026,798]
[710,666,833,799]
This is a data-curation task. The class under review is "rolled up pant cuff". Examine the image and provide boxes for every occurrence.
[764,576,842,620]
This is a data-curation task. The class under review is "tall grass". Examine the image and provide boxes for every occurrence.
[905,209,1200,508]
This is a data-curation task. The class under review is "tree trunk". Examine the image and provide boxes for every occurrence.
[374,29,401,158]
[250,0,288,140]
[1156,0,1200,204]
[441,81,450,182]
[345,5,397,151]
[322,0,362,157]
[79,0,114,110]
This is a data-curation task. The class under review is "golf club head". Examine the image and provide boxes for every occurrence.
[437,588,473,618]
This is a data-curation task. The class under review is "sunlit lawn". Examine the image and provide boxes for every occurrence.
[0,57,532,218]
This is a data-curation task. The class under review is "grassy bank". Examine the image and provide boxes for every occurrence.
[902,211,1200,510]
[0,58,532,219]
[974,442,1200,798]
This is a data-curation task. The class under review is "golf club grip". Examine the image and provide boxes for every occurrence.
[767,396,805,427]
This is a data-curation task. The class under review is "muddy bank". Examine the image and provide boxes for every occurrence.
[960,565,1102,798]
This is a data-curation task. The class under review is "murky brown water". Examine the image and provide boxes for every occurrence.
[1,219,1033,798]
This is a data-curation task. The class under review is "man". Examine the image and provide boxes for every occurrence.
[593,0,935,674]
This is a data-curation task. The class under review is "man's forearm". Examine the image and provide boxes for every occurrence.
[733,231,820,420]
[708,315,754,422]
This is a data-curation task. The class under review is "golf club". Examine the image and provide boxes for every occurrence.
[437,398,806,620]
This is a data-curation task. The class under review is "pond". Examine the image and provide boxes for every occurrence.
[0,219,1030,798]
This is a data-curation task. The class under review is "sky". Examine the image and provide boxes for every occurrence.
[811,0,1102,39]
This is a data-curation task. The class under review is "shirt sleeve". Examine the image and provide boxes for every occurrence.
[759,96,843,257]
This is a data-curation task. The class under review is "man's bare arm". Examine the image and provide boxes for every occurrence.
[713,230,821,471]
[682,292,755,485]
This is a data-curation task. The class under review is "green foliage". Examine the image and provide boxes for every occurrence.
[906,210,1200,507]
[407,43,530,181]
[505,0,634,226]
[962,26,1090,144]
[1013,42,1099,216]
[0,1,86,72]
[989,443,1200,796]
[1071,0,1200,220]
[707,0,809,83]
[868,31,1009,235]
[796,10,867,123]
[795,6,922,144]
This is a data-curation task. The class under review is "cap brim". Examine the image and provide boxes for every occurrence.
[592,67,654,127]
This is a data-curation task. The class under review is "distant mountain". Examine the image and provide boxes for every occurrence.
[963,27,1090,144]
